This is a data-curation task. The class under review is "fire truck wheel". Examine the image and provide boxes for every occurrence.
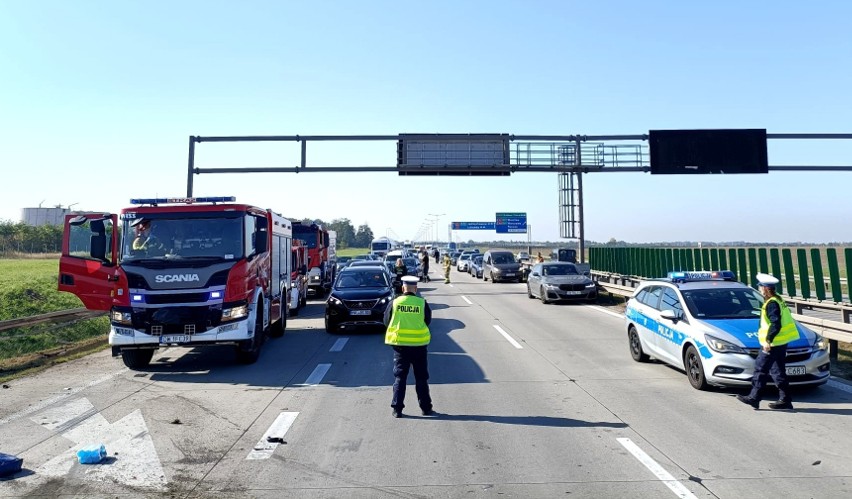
[269,301,287,338]
[121,349,154,369]
[236,308,265,364]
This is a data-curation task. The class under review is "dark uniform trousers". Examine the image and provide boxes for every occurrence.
[748,344,790,401]
[391,345,432,411]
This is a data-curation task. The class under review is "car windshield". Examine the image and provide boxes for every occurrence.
[121,215,243,263]
[542,264,578,276]
[335,270,389,289]
[681,288,764,319]
[403,258,418,268]
[472,256,483,264]
[459,254,470,261]
[492,253,515,264]
[353,254,373,260]
[337,256,352,263]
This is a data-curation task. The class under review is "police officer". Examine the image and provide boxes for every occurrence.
[384,276,434,418]
[420,249,431,282]
[737,273,800,410]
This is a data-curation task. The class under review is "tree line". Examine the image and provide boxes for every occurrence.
[297,218,374,249]
[0,221,63,254]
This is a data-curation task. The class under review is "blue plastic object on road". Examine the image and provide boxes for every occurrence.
[0,452,23,477]
[77,444,107,464]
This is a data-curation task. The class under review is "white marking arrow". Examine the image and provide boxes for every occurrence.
[27,397,166,490]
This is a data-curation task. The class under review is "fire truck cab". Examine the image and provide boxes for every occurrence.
[58,196,292,368]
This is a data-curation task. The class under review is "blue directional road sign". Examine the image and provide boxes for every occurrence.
[452,222,496,230]
[495,212,527,234]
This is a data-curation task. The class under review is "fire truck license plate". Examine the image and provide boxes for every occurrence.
[160,335,190,344]
[785,366,806,376]
[350,310,371,316]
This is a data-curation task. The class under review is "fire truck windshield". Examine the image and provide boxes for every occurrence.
[293,227,318,248]
[121,215,243,262]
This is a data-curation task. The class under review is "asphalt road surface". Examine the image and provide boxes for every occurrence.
[2,268,852,498]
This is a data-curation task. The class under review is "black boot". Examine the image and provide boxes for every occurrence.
[768,400,794,410]
[736,394,759,409]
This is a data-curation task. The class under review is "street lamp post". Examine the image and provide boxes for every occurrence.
[428,213,445,244]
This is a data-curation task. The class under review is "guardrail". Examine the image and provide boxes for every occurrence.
[0,308,105,333]
[592,271,852,360]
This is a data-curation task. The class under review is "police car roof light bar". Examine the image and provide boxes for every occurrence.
[667,270,736,283]
[130,196,236,206]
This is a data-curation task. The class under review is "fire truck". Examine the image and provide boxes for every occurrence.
[289,240,309,316]
[58,196,292,369]
[292,221,332,296]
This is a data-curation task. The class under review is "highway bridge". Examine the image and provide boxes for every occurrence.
[2,268,851,498]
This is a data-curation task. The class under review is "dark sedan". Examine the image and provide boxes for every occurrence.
[526,262,597,304]
[325,267,394,333]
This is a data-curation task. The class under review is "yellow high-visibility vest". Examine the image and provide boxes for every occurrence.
[385,295,430,346]
[757,295,799,346]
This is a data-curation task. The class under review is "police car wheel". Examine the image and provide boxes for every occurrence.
[684,345,708,390]
[628,326,649,362]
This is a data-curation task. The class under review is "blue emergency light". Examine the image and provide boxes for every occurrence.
[667,270,736,283]
[130,196,236,205]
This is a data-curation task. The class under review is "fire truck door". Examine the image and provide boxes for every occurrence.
[58,213,119,311]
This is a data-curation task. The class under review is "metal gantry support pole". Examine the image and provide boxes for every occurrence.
[575,137,585,264]
[186,136,196,197]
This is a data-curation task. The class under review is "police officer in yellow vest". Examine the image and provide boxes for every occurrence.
[384,275,434,418]
[737,273,800,410]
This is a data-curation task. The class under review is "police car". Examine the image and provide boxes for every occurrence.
[624,271,830,390]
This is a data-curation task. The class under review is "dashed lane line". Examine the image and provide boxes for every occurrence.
[617,437,698,499]
[461,295,473,305]
[246,412,299,460]
[584,304,625,319]
[301,363,332,386]
[329,338,349,352]
[493,325,523,349]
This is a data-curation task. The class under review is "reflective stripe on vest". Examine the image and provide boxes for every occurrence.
[758,295,799,345]
[385,295,430,346]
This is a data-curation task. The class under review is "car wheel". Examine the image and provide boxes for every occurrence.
[483,272,488,282]
[324,315,339,334]
[121,349,154,369]
[490,272,497,283]
[684,345,708,390]
[527,283,534,299]
[628,326,649,362]
[540,286,549,304]
[236,307,265,364]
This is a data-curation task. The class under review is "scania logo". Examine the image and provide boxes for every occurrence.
[154,274,200,283]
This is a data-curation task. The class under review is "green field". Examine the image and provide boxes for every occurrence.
[0,259,108,368]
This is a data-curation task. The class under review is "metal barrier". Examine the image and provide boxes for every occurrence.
[0,308,104,333]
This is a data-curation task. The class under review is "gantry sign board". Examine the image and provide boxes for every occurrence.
[495,212,527,234]
[452,222,496,230]
[649,129,769,174]
[397,133,511,176]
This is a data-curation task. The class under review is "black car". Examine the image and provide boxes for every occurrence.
[325,267,394,333]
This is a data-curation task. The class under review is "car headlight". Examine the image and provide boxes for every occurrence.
[585,282,596,288]
[110,310,133,325]
[328,296,343,306]
[221,304,249,322]
[378,295,392,305]
[813,335,829,352]
[704,334,747,354]
[546,283,561,288]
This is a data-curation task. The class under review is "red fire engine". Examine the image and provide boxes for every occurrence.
[289,240,309,316]
[292,221,332,296]
[58,196,292,368]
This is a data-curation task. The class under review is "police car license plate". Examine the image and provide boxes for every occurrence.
[350,310,371,316]
[785,366,806,376]
[160,335,190,344]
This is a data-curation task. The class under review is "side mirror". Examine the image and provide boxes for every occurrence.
[255,231,268,253]
[531,272,540,277]
[660,309,678,322]
[299,265,307,275]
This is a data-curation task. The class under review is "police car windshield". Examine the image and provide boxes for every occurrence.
[121,215,243,263]
[542,264,578,276]
[336,270,390,289]
[680,288,764,319]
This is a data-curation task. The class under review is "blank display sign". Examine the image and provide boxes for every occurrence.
[649,129,768,174]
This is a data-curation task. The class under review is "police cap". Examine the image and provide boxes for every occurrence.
[755,273,779,289]
[401,276,419,286]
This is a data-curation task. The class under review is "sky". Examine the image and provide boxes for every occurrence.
[2,1,852,244]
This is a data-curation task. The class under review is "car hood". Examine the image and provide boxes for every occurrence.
[492,263,520,271]
[542,275,591,284]
[700,318,813,349]
[331,288,392,300]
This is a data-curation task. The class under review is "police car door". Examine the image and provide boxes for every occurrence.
[655,287,688,366]
[633,285,665,358]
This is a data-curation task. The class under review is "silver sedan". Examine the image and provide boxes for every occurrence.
[526,262,597,304]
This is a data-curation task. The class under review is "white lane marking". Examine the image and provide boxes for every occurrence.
[0,368,127,427]
[617,438,697,499]
[493,325,523,349]
[246,411,299,460]
[27,398,166,490]
[448,283,454,287]
[828,379,852,394]
[329,338,349,352]
[461,295,473,305]
[302,363,332,385]
[32,397,97,432]
[585,304,625,319]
